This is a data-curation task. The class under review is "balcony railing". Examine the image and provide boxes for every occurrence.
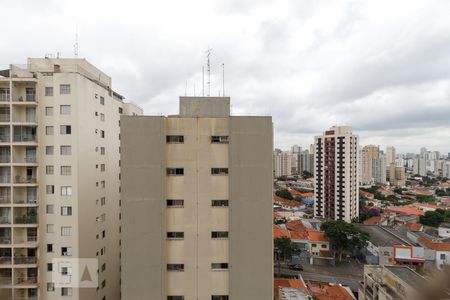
[14,257,37,265]
[0,236,11,244]
[15,276,37,285]
[14,177,37,184]
[0,216,11,224]
[0,156,10,163]
[0,196,10,204]
[13,135,37,143]
[0,115,10,122]
[0,94,9,102]
[25,95,35,102]
[13,199,37,205]
[27,235,37,242]
[24,157,36,163]
[0,257,12,265]
[0,276,12,286]
[0,175,10,183]
[14,215,37,224]
[0,135,10,143]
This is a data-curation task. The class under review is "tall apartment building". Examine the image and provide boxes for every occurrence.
[274,149,292,178]
[443,162,450,179]
[386,163,406,187]
[413,157,427,176]
[314,126,359,222]
[372,153,386,185]
[0,58,141,300]
[298,150,313,176]
[385,146,396,165]
[360,145,379,185]
[121,96,273,300]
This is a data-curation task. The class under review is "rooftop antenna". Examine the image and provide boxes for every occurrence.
[221,63,225,96]
[74,26,79,58]
[202,66,205,96]
[205,48,212,96]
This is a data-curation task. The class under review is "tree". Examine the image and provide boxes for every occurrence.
[321,220,369,262]
[274,237,299,261]
[420,210,448,227]
[301,171,313,179]
[275,189,293,200]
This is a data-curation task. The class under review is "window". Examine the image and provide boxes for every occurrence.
[167,168,184,175]
[100,164,105,172]
[45,87,54,96]
[61,186,72,196]
[60,145,71,155]
[167,199,184,207]
[211,296,229,300]
[47,224,54,233]
[46,165,54,175]
[118,107,123,114]
[101,263,106,272]
[101,181,105,188]
[61,287,73,296]
[47,282,55,292]
[441,253,446,260]
[211,263,228,270]
[100,197,106,206]
[100,113,105,121]
[166,135,184,143]
[47,263,53,272]
[46,146,54,155]
[45,106,53,116]
[168,297,184,300]
[61,206,72,216]
[45,126,54,135]
[61,247,72,256]
[46,204,54,214]
[60,125,71,134]
[100,147,105,155]
[100,130,105,138]
[61,226,72,236]
[211,168,228,175]
[167,264,184,271]
[312,244,317,248]
[167,232,184,239]
[321,244,327,248]
[46,185,54,194]
[211,200,228,207]
[100,96,105,105]
[60,105,71,115]
[60,84,71,95]
[61,166,71,175]
[211,231,228,238]
[211,136,229,143]
[47,244,53,252]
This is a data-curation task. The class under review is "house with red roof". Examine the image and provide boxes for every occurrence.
[386,205,425,216]
[273,195,305,211]
[284,220,330,258]
[306,280,355,300]
[274,278,311,300]
[418,234,450,269]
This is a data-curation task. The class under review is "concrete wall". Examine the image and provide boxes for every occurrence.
[229,116,273,300]
[121,116,166,300]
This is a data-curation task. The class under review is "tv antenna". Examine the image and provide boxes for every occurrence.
[74,26,79,58]
[205,48,212,96]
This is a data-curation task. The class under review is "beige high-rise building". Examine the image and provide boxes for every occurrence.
[121,96,273,300]
[314,126,359,222]
[360,145,379,185]
[274,149,292,177]
[385,146,396,165]
[386,163,406,187]
[0,58,141,300]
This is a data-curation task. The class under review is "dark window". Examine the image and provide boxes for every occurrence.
[211,231,228,238]
[47,263,53,271]
[168,296,184,300]
[47,244,53,252]
[167,168,184,175]
[167,264,184,271]
[118,107,123,114]
[60,125,71,134]
[45,87,53,96]
[211,136,229,143]
[100,96,105,105]
[167,232,184,239]
[166,135,184,143]
[212,296,229,300]
[211,168,228,175]
[211,200,228,207]
[211,263,228,270]
[167,199,184,207]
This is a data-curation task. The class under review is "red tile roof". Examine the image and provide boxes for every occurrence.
[418,236,450,251]
[364,216,382,225]
[360,190,374,198]
[273,195,303,207]
[285,220,328,242]
[274,278,310,299]
[307,281,355,300]
[387,205,425,216]
[406,222,422,231]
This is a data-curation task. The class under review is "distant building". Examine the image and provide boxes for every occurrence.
[443,161,450,178]
[387,163,406,187]
[386,146,396,165]
[361,145,379,185]
[275,149,293,177]
[359,265,427,300]
[372,153,387,184]
[314,126,359,222]
[413,157,427,176]
[298,149,314,175]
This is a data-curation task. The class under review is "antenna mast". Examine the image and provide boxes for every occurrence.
[74,27,79,58]
[205,48,212,96]
[222,63,225,97]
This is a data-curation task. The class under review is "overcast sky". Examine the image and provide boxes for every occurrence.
[1,0,449,154]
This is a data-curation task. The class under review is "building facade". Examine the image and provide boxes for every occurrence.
[0,58,141,300]
[385,146,396,165]
[314,126,359,222]
[121,96,273,300]
[274,149,292,178]
[386,163,406,187]
[360,145,379,185]
[298,150,314,176]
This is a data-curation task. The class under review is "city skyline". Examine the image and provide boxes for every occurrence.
[1,0,450,153]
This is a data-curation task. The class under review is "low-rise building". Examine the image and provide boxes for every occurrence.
[359,265,426,300]
[438,223,450,238]
[307,280,355,300]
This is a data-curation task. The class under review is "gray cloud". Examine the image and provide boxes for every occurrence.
[0,0,449,153]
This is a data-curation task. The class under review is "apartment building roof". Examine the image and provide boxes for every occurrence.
[384,266,425,288]
[356,224,413,247]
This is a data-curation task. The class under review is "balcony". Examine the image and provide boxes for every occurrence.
[14,256,37,265]
[14,215,37,225]
[0,195,10,205]
[0,276,12,286]
[0,217,11,225]
[0,134,9,143]
[13,198,37,205]
[0,95,9,103]
[0,236,11,245]
[14,177,37,184]
[0,155,10,164]
[14,276,37,286]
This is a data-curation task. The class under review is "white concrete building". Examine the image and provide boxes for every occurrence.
[275,150,292,178]
[0,58,141,300]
